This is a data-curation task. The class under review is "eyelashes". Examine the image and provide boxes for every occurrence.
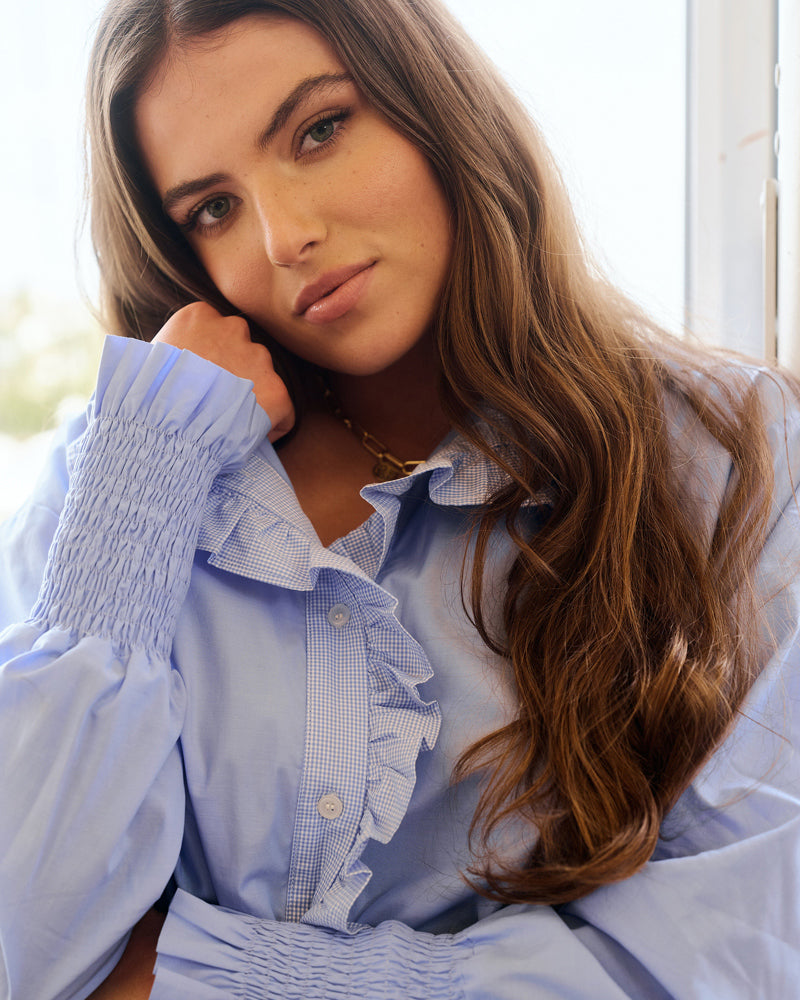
[177,106,353,237]
[179,196,235,235]
[180,195,235,234]
[298,107,352,158]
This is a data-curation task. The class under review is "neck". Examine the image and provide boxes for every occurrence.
[325,334,450,460]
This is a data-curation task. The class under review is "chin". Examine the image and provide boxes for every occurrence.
[284,339,425,378]
[326,356,402,377]
[261,316,436,378]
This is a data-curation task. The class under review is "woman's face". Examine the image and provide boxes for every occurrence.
[135,15,453,376]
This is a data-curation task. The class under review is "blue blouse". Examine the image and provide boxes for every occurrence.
[0,335,798,999]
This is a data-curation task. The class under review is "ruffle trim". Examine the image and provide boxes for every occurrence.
[198,422,553,591]
[70,336,270,476]
[197,460,443,929]
[199,449,385,591]
[303,581,442,928]
[200,485,324,590]
[153,890,460,1000]
[422,425,553,509]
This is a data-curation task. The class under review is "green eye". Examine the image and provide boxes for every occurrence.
[181,193,236,234]
[297,110,350,157]
[206,197,230,219]
[308,120,336,144]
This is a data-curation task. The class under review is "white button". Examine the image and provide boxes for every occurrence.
[327,603,351,628]
[317,793,344,819]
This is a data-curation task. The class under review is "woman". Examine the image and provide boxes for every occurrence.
[0,0,798,997]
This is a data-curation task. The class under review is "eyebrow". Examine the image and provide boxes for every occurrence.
[160,71,354,216]
[257,71,353,151]
[162,172,231,216]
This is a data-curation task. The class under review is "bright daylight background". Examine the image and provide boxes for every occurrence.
[0,0,685,519]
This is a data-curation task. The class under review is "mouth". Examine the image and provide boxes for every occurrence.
[293,261,376,324]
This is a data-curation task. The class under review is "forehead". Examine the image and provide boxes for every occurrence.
[143,12,343,98]
[134,14,347,191]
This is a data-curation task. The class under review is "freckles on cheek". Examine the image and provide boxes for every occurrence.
[358,149,420,218]
[207,258,263,311]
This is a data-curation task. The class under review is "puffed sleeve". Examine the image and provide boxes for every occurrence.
[0,335,270,1000]
[149,371,800,999]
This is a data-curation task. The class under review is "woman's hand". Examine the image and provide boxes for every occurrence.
[88,909,164,999]
[154,302,295,442]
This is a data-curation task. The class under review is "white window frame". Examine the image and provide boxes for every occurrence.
[684,0,779,360]
[776,0,800,373]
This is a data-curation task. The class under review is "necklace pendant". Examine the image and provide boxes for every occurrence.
[373,460,402,481]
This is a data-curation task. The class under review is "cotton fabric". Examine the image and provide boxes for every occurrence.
[0,335,798,999]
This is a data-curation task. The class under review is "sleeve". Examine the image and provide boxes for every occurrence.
[149,374,800,999]
[0,335,270,1000]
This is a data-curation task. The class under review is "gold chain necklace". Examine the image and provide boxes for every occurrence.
[321,384,424,482]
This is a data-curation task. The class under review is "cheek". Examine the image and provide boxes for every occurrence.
[199,240,271,311]
[350,135,446,231]
[390,158,450,259]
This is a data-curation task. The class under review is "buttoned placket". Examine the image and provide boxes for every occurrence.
[282,478,422,927]
[285,570,372,926]
[210,463,440,930]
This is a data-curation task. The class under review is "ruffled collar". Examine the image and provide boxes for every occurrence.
[196,429,552,587]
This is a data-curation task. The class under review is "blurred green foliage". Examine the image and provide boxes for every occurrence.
[0,292,103,438]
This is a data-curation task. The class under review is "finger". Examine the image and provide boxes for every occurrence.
[267,405,296,443]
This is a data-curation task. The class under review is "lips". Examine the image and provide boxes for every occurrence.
[293,261,376,321]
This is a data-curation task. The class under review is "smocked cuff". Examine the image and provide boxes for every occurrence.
[153,891,462,1000]
[89,335,271,468]
[31,335,271,656]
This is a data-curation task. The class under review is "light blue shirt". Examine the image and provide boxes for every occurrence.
[0,335,798,999]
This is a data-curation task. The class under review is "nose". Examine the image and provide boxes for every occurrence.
[254,179,326,267]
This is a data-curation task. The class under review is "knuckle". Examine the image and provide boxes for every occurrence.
[224,315,251,339]
[180,301,212,321]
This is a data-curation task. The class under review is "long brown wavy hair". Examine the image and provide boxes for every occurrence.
[86,0,786,904]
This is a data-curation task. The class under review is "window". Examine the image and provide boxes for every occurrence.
[685,0,778,358]
[450,0,687,332]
